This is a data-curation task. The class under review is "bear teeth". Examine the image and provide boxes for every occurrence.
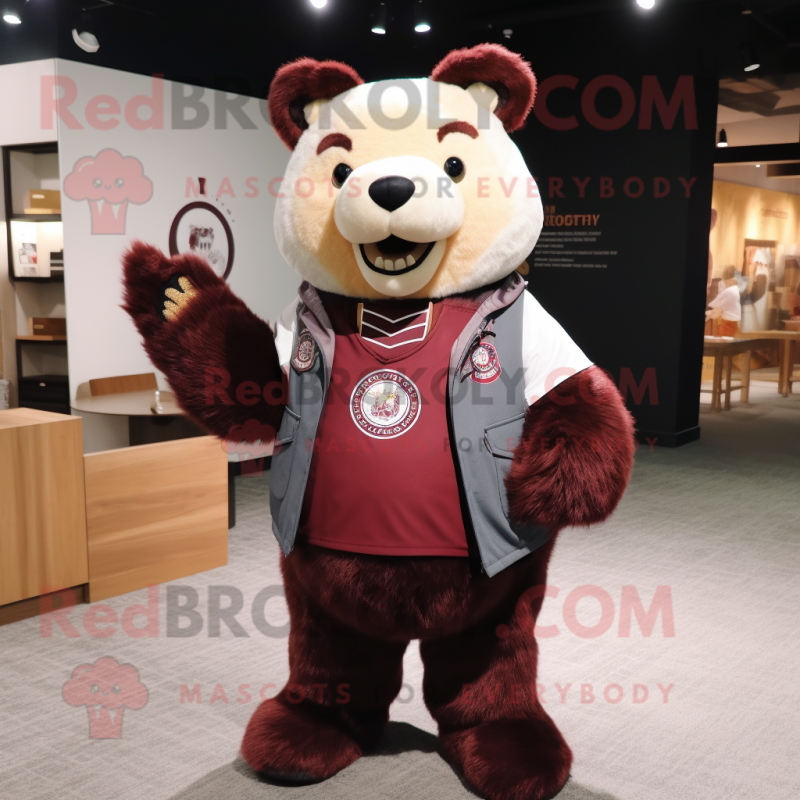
[358,241,437,275]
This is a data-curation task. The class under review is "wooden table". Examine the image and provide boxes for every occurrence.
[703,337,759,411]
[71,389,203,445]
[735,330,800,397]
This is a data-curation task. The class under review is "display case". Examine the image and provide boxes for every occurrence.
[2,141,69,411]
[2,142,64,282]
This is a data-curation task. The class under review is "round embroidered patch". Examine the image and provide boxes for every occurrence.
[469,342,502,383]
[350,370,421,439]
[292,331,316,372]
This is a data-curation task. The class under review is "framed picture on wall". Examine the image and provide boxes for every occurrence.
[168,201,235,280]
[741,238,777,331]
[742,239,776,286]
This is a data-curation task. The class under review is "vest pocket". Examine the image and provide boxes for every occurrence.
[483,412,526,520]
[270,407,301,501]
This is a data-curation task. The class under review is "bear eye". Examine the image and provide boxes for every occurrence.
[332,163,353,189]
[444,157,465,180]
[115,177,125,188]
[92,177,102,188]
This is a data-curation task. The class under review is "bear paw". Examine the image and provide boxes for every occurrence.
[440,715,572,800]
[160,275,197,322]
[241,698,363,783]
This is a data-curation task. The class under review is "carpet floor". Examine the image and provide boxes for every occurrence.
[0,379,798,800]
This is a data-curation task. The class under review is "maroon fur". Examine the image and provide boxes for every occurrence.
[437,120,479,142]
[316,132,353,155]
[506,365,635,528]
[268,58,364,150]
[431,44,537,133]
[121,241,284,442]
[241,542,572,798]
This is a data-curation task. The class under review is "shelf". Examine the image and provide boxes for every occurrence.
[16,335,67,342]
[4,142,57,155]
[9,273,64,284]
[9,213,62,222]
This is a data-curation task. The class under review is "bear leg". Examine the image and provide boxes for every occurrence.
[241,567,408,782]
[421,600,572,800]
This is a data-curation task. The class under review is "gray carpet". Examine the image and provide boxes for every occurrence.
[0,379,798,800]
[168,723,618,800]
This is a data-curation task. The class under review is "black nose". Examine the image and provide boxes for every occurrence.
[368,176,416,212]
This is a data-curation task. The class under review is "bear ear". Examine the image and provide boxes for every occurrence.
[268,57,364,150]
[430,44,536,133]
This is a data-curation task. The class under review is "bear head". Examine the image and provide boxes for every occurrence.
[269,44,541,300]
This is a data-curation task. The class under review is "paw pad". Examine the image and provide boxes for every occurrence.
[160,275,197,322]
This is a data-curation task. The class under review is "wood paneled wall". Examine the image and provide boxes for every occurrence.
[710,180,800,282]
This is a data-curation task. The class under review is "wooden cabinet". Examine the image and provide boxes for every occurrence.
[0,408,88,606]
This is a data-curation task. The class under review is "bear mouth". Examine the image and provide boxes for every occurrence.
[359,236,437,276]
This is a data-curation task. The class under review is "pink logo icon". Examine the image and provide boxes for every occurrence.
[62,656,148,738]
[63,149,153,234]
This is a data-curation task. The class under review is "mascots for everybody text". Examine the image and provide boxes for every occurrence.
[123,45,634,800]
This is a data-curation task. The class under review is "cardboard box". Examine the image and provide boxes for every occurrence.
[24,189,61,214]
[28,317,67,336]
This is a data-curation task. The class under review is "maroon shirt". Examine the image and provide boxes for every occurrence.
[298,293,477,557]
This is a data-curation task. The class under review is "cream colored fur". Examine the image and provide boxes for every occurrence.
[274,78,543,299]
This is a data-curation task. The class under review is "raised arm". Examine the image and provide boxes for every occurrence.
[122,241,285,442]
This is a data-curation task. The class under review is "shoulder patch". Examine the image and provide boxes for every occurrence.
[292,329,317,372]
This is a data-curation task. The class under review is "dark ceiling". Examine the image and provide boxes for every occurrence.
[1,0,800,96]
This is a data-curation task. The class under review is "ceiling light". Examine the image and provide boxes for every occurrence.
[755,163,761,168]
[717,129,728,148]
[414,0,430,32]
[3,0,24,24]
[741,43,760,72]
[503,28,513,39]
[72,27,100,52]
[636,0,655,9]
[310,0,327,8]
[371,1,387,33]
[71,11,99,52]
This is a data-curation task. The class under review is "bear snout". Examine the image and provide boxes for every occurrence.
[368,176,416,212]
[333,155,465,248]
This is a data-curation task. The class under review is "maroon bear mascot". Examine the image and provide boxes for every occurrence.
[123,44,634,800]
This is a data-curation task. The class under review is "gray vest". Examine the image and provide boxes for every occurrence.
[269,272,553,577]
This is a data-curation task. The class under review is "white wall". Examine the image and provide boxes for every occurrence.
[54,60,295,451]
[0,59,59,407]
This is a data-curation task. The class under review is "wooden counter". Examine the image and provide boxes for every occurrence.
[83,436,228,602]
[0,408,88,606]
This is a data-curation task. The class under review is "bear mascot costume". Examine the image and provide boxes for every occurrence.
[123,44,634,800]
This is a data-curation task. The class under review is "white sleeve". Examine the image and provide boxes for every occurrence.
[708,288,727,309]
[522,290,594,406]
[273,297,300,368]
